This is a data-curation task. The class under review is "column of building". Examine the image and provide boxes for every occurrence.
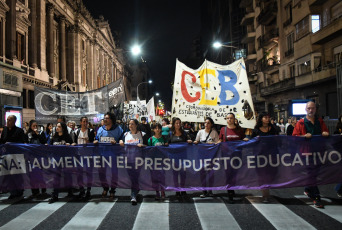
[86,39,93,90]
[5,0,16,60]
[37,0,46,71]
[46,3,54,79]
[28,0,37,68]
[59,16,66,82]
[67,25,75,84]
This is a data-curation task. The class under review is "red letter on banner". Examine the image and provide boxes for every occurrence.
[181,71,201,103]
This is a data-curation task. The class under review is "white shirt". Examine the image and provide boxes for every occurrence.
[195,129,219,143]
[77,129,89,145]
[124,131,145,145]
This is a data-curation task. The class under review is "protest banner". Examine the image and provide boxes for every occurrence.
[123,100,147,121]
[146,97,156,122]
[172,58,256,128]
[34,87,108,123]
[1,136,342,192]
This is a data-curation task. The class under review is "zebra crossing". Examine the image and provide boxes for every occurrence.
[0,189,341,230]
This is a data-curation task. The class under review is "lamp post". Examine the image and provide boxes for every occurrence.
[213,42,238,64]
[137,79,152,101]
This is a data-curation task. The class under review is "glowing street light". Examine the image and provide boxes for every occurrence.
[212,41,238,49]
[131,45,141,56]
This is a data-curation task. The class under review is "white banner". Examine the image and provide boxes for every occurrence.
[146,97,155,122]
[123,100,147,121]
[171,59,256,129]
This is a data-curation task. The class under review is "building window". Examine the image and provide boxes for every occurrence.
[311,15,320,33]
[331,2,342,22]
[289,64,295,78]
[283,3,292,27]
[28,90,35,109]
[295,16,309,40]
[16,32,25,62]
[286,32,294,56]
[298,60,311,75]
[334,45,342,64]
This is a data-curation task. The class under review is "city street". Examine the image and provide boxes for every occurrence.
[0,185,341,229]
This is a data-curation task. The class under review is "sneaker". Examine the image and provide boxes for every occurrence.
[200,191,208,198]
[48,196,58,204]
[313,198,324,208]
[337,192,342,198]
[131,197,137,205]
[304,190,312,199]
[200,193,207,198]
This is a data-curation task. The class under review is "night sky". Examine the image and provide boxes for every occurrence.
[82,0,201,110]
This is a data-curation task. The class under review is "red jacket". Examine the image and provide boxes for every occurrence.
[292,117,329,136]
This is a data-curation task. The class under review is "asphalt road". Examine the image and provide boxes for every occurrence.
[0,185,341,230]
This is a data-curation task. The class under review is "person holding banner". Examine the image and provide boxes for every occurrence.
[148,123,169,200]
[94,112,123,200]
[48,122,74,204]
[25,120,48,198]
[194,117,219,198]
[251,112,278,203]
[119,119,146,205]
[168,117,192,197]
[219,113,248,203]
[44,123,53,145]
[334,115,342,198]
[292,101,329,208]
[73,117,95,200]
[0,115,26,199]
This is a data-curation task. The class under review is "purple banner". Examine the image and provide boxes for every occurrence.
[1,136,342,192]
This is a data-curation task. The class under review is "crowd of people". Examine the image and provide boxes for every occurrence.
[0,101,341,208]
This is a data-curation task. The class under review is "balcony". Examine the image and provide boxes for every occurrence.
[241,31,256,44]
[311,16,342,44]
[259,28,279,48]
[260,78,295,96]
[241,12,255,26]
[295,62,337,87]
[257,2,277,25]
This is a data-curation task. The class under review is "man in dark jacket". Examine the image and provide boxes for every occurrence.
[0,115,25,199]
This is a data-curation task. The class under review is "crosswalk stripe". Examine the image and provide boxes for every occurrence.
[61,199,117,230]
[246,196,315,230]
[132,198,169,230]
[0,200,66,230]
[194,197,241,230]
[295,195,342,223]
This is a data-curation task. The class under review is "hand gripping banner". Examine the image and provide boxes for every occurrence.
[172,58,256,129]
[0,136,342,192]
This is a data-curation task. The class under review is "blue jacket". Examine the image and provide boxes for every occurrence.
[96,124,123,142]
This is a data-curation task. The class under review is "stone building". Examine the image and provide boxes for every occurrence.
[240,0,342,120]
[0,0,132,125]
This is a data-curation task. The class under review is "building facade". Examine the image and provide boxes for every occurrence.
[0,0,132,125]
[240,0,342,120]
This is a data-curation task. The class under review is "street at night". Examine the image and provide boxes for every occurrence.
[0,0,342,229]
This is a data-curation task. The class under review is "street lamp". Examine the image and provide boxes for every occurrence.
[137,80,152,101]
[212,41,238,49]
[131,44,141,56]
[155,92,160,96]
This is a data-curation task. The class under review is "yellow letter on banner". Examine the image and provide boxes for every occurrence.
[198,68,217,105]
